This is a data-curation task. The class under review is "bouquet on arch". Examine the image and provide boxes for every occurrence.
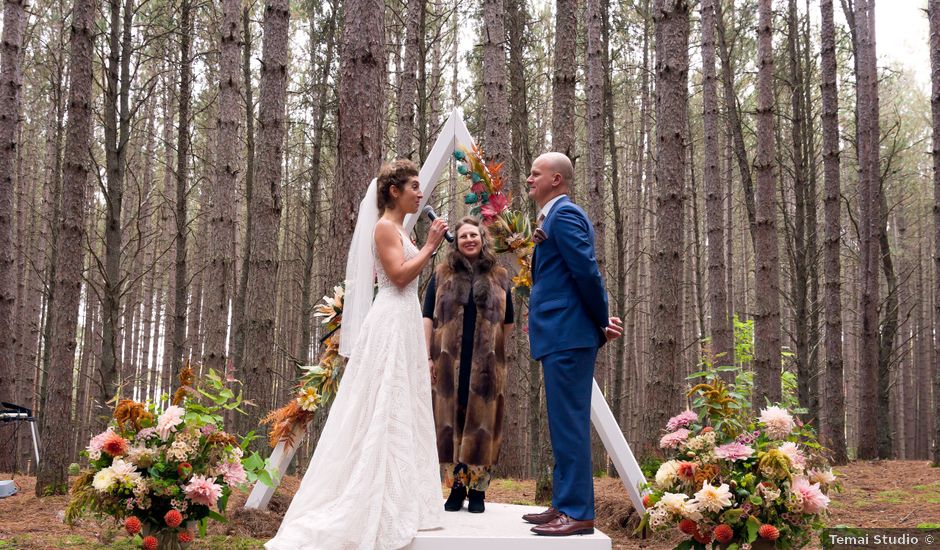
[454,145,534,295]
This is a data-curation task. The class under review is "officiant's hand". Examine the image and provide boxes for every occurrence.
[428,358,438,384]
[605,316,623,341]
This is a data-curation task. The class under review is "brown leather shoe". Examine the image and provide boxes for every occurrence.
[530,513,595,536]
[521,506,561,525]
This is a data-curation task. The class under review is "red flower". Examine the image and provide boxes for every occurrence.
[713,524,734,544]
[164,509,183,528]
[693,529,712,545]
[678,519,698,535]
[701,426,714,433]
[178,530,194,543]
[102,432,129,457]
[142,535,159,550]
[487,192,508,215]
[676,461,697,482]
[642,494,653,508]
[759,524,780,541]
[124,516,142,535]
[177,462,193,479]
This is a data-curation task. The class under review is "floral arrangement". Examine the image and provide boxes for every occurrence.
[66,366,273,550]
[641,370,837,550]
[454,145,534,294]
[262,286,346,448]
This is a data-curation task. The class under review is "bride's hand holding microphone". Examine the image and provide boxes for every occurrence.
[425,218,450,250]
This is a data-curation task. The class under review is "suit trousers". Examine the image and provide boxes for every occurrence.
[542,346,597,521]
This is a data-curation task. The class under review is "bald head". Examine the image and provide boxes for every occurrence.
[537,152,574,187]
[528,152,574,208]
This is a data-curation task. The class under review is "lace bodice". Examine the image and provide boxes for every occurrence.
[375,227,420,296]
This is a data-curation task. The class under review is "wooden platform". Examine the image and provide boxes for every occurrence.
[405,502,611,550]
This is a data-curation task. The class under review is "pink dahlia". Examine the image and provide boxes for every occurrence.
[778,442,806,470]
[183,475,223,507]
[714,441,755,461]
[666,410,698,432]
[660,428,691,449]
[758,406,795,440]
[218,460,247,486]
[790,476,830,514]
[156,405,186,440]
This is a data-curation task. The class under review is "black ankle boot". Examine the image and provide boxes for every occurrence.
[444,485,467,511]
[468,489,485,513]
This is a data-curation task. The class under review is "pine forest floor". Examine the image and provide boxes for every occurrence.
[1,460,938,549]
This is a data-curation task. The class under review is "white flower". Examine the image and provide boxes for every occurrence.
[92,469,117,492]
[655,460,680,490]
[686,431,718,451]
[691,481,733,513]
[156,405,186,440]
[92,459,142,493]
[759,405,795,440]
[658,492,690,516]
[808,468,836,486]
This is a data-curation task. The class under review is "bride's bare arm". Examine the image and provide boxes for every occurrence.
[374,218,447,288]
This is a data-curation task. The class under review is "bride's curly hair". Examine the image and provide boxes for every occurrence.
[447,217,498,272]
[377,159,419,211]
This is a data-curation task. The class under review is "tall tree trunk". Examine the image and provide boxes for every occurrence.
[35,0,95,495]
[204,0,242,375]
[854,0,882,460]
[753,0,782,405]
[877,192,897,457]
[645,0,688,457]
[931,0,940,467]
[819,0,848,464]
[701,0,731,371]
[481,0,509,165]
[171,0,194,379]
[716,2,756,248]
[551,0,576,165]
[329,0,384,291]
[395,0,421,158]
[0,0,27,474]
[300,0,336,365]
[99,0,134,422]
[506,0,530,205]
[787,0,818,421]
[242,0,289,445]
[232,6,256,381]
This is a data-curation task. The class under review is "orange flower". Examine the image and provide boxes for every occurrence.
[694,463,720,487]
[102,432,128,457]
[678,519,698,535]
[676,461,697,482]
[142,536,159,550]
[164,509,183,528]
[713,524,734,544]
[178,530,194,543]
[124,516,142,535]
[759,524,780,541]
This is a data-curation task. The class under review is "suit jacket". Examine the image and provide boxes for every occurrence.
[528,195,609,360]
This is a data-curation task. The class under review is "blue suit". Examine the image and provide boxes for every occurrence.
[528,195,609,521]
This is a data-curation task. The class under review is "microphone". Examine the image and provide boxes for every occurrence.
[422,205,454,242]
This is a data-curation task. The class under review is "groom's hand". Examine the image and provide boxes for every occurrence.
[604,316,623,341]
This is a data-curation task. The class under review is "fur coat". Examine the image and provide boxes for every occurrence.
[430,258,511,466]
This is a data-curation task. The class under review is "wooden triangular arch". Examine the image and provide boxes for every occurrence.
[244,108,648,516]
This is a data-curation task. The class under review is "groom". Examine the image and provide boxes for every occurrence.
[522,152,622,537]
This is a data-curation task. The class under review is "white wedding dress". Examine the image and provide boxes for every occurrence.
[266,228,442,550]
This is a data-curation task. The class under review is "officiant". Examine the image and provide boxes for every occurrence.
[423,217,514,514]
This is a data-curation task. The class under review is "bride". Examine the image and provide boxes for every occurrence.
[266,160,448,550]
